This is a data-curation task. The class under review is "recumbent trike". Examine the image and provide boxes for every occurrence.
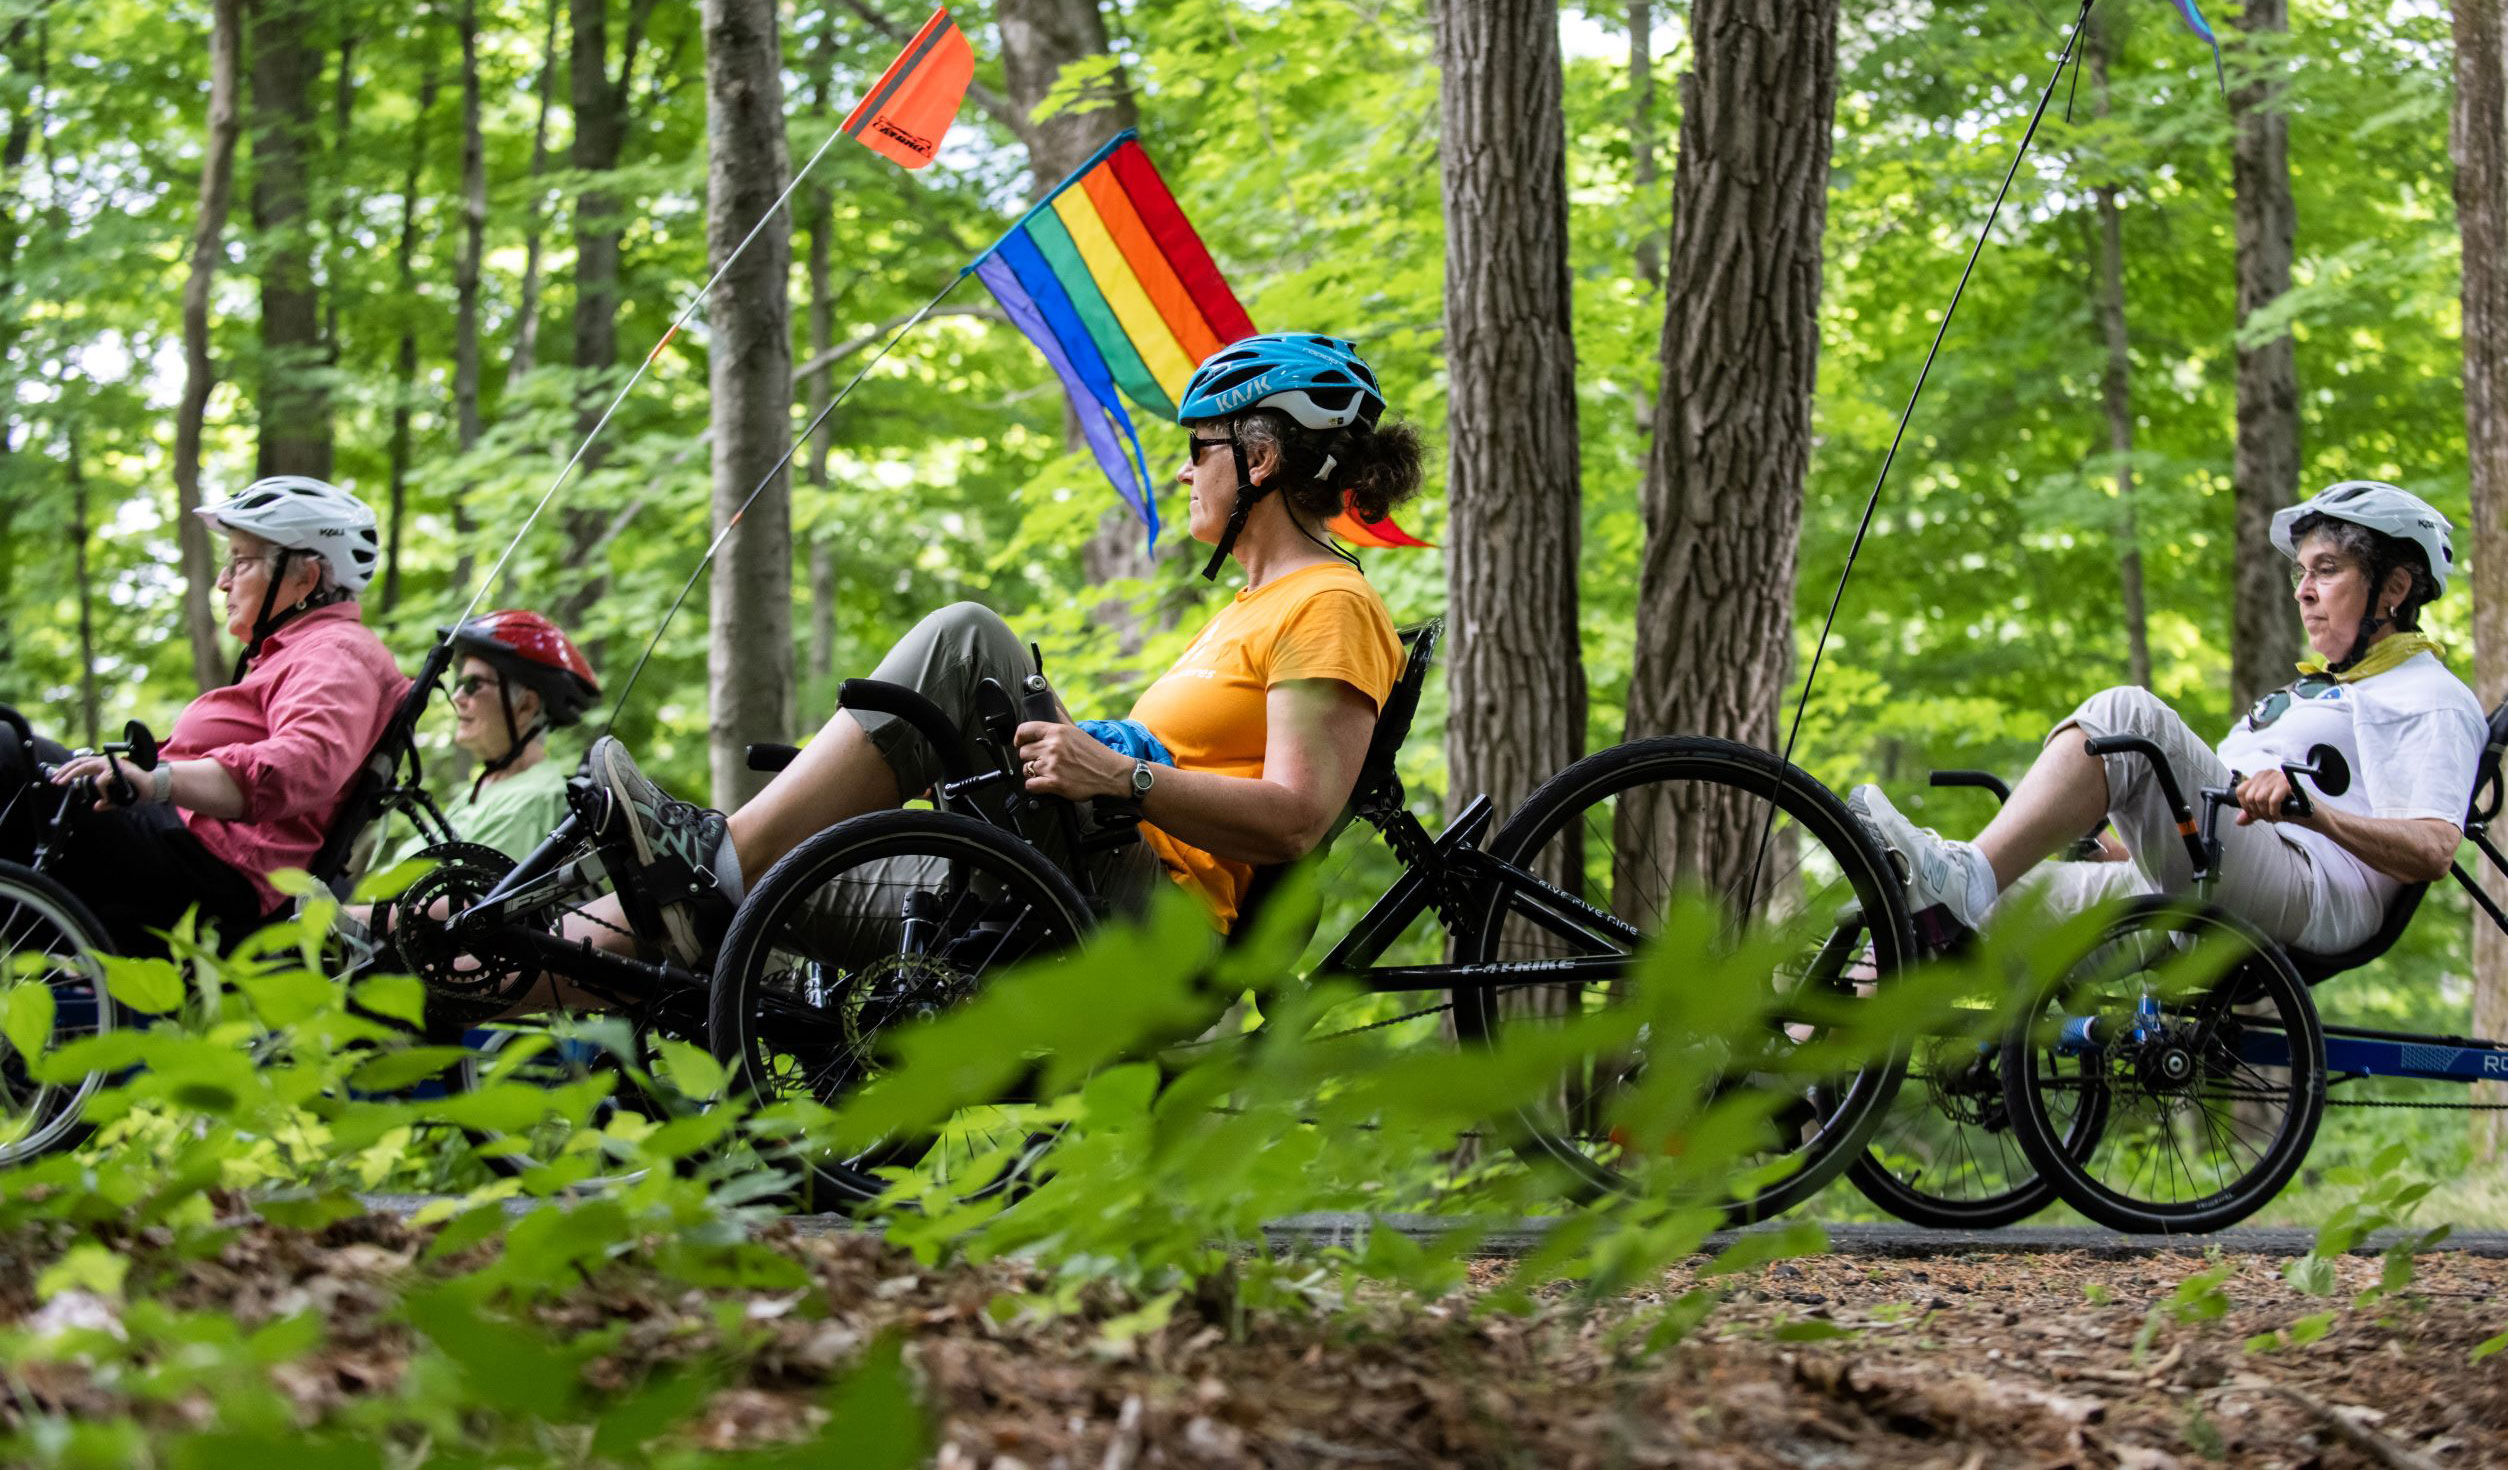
[1847,701,2508,1235]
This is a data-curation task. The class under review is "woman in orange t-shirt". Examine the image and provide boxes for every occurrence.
[569,335,1425,957]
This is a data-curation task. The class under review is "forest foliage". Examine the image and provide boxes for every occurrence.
[0,1,2486,1162]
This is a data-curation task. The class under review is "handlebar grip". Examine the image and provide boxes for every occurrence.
[103,761,137,808]
[745,742,800,774]
[839,679,975,782]
[2082,734,2163,761]
[1928,770,2012,802]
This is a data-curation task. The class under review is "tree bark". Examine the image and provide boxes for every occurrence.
[2455,0,2508,1158]
[0,22,29,677]
[507,0,563,386]
[2230,0,2304,716]
[1438,0,1587,866]
[453,0,485,452]
[1618,0,1837,914]
[557,0,652,628]
[66,424,99,749]
[701,0,794,808]
[175,0,243,692]
[997,0,1164,612]
[804,21,838,689]
[1629,0,1661,293]
[247,0,332,478]
[382,55,440,615]
[2090,32,2152,690]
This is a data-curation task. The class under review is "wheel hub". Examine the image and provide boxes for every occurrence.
[2131,1036,2198,1093]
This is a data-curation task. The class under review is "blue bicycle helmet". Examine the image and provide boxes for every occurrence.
[1180,334,1387,578]
[1177,333,1386,431]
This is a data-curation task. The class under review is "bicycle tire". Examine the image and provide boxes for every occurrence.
[0,859,120,1165]
[708,809,1095,1208]
[1451,736,1914,1225]
[2000,897,2324,1234]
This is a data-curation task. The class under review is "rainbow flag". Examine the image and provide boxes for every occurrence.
[967,130,1429,553]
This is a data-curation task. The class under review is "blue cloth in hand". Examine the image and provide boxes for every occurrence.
[1078,719,1173,766]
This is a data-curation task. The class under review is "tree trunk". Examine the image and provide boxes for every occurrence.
[382,56,440,614]
[2230,0,2304,716]
[2456,0,2508,1159]
[66,425,99,749]
[997,0,1163,613]
[804,22,838,689]
[701,0,794,809]
[1618,0,1837,915]
[1438,0,1587,869]
[2090,34,2152,690]
[507,0,562,386]
[0,22,29,677]
[557,0,650,628]
[247,0,332,479]
[1629,0,1661,293]
[175,0,243,692]
[453,0,485,453]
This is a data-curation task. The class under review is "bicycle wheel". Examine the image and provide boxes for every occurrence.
[709,810,1094,1208]
[1452,736,1914,1224]
[0,860,118,1165]
[1846,1029,2106,1229]
[2001,898,2323,1234]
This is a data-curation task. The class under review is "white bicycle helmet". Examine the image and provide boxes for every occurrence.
[197,475,382,594]
[2269,480,2454,598]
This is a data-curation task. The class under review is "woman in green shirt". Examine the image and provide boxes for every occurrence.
[384,610,601,866]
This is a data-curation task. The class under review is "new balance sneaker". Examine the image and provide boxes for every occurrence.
[1847,785,1997,937]
[585,735,741,967]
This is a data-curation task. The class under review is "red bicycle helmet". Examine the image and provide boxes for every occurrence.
[449,610,601,727]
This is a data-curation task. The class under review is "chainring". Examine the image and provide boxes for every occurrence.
[378,842,537,1024]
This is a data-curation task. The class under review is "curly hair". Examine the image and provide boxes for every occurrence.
[1216,408,1427,529]
[2286,511,2437,632]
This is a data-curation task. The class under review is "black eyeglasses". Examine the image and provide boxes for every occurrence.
[1184,434,1233,462]
[2247,673,2340,730]
[452,674,504,699]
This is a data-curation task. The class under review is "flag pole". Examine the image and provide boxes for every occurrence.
[960,128,1139,277]
[596,272,971,736]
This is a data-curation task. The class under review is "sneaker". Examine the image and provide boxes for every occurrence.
[1847,785,1995,935]
[586,735,741,967]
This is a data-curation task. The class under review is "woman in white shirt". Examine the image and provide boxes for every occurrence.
[1851,481,2486,955]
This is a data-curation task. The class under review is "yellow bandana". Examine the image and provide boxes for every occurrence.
[2296,631,2444,684]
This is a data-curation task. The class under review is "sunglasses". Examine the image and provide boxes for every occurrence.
[1184,434,1233,462]
[452,674,505,700]
[2247,673,2340,731]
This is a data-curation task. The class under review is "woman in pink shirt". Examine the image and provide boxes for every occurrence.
[10,477,405,954]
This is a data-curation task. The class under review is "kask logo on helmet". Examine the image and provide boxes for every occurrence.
[1212,372,1277,415]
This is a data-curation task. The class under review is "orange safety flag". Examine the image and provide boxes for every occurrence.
[841,7,974,171]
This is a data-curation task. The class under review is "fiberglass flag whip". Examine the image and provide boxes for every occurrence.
[965,129,1432,554]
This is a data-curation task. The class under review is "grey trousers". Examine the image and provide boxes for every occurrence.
[787,602,1158,966]
[2000,686,2355,951]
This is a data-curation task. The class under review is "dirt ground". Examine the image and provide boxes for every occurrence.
[4,1215,2504,1467]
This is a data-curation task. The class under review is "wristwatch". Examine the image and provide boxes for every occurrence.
[1129,760,1156,799]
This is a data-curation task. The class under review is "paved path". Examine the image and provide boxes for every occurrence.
[357,1196,2508,1259]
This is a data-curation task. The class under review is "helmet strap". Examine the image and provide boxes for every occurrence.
[1200,432,1270,581]
[470,676,547,797]
[231,548,298,684]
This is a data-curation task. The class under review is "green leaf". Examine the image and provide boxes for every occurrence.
[650,1037,726,1102]
[1700,1220,1826,1278]
[347,1045,473,1094]
[2472,1330,2508,1365]
[37,1240,129,1302]
[236,969,337,1029]
[255,1193,367,1231]
[352,856,437,904]
[101,954,184,1015]
[352,974,428,1029]
[399,1287,584,1418]
[2283,1255,2337,1297]
[2287,1312,2337,1347]
[424,1202,513,1262]
[589,1368,717,1460]
[1,980,55,1064]
[815,1335,926,1470]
